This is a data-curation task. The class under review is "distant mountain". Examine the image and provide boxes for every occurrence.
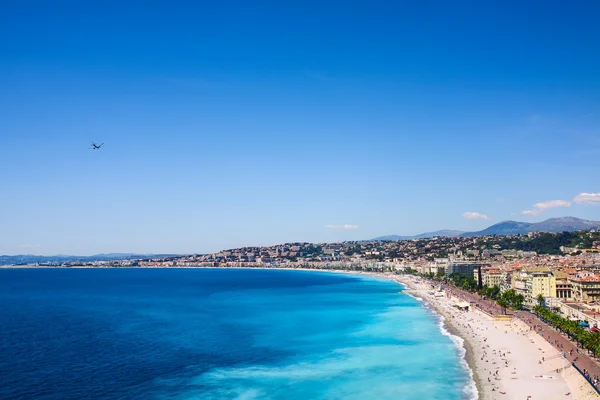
[371,217,600,241]
[530,217,600,232]
[0,253,180,266]
[460,221,532,237]
[373,230,465,241]
[460,217,600,237]
[413,230,466,239]
[372,235,413,241]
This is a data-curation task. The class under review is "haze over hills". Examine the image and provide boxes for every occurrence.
[0,253,180,265]
[373,230,465,241]
[373,217,600,241]
[3,217,599,263]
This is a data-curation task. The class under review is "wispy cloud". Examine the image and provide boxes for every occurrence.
[522,199,571,216]
[462,212,490,220]
[573,192,600,205]
[326,224,359,230]
[535,199,572,209]
[20,244,41,249]
[521,192,600,216]
[535,199,571,210]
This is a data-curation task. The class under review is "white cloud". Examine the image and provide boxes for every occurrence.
[522,199,571,216]
[520,191,600,217]
[532,199,571,210]
[326,224,359,230]
[462,212,490,220]
[573,192,600,205]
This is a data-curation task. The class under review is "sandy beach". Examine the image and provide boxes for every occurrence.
[387,274,600,400]
[5,266,600,399]
[294,268,597,399]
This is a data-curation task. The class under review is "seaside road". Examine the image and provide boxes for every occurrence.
[409,280,572,399]
[441,284,509,317]
[516,310,600,388]
[434,280,600,395]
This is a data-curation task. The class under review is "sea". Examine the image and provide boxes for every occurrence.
[0,268,475,400]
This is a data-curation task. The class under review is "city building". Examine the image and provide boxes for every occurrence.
[524,267,556,305]
[571,275,600,303]
[446,262,490,279]
[553,271,572,299]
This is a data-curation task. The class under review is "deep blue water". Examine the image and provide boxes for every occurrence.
[0,268,473,399]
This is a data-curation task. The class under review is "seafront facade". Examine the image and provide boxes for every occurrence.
[6,231,600,395]
[7,230,600,331]
[5,231,600,398]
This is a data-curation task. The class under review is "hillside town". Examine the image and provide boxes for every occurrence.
[6,228,600,396]
[16,229,600,326]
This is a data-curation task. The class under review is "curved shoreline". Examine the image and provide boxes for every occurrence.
[264,269,585,399]
[246,268,481,399]
[401,282,480,400]
[435,309,480,400]
[2,266,480,398]
[393,276,598,400]
[272,268,480,399]
[5,267,595,399]
[1,267,480,398]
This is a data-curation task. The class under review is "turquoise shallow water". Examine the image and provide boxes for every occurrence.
[0,268,474,399]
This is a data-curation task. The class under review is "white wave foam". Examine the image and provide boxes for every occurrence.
[403,291,425,302]
[404,289,478,400]
[435,312,479,400]
[190,344,457,399]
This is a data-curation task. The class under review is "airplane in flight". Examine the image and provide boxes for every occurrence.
[90,142,104,150]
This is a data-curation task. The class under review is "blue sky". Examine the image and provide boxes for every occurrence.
[1,1,599,255]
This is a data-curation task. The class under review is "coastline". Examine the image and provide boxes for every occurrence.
[3,266,599,399]
[391,274,599,400]
[374,273,480,400]
[399,278,482,399]
[431,296,482,399]
[300,268,593,399]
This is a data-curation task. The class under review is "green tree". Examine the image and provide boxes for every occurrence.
[497,297,508,315]
[511,293,525,310]
[499,289,524,311]
[485,285,500,300]
[533,305,600,355]
[537,294,545,308]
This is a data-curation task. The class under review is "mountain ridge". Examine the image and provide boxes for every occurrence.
[460,217,600,237]
[373,217,600,241]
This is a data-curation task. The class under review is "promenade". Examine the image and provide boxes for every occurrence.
[441,284,509,318]
[439,280,600,394]
[517,311,600,388]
